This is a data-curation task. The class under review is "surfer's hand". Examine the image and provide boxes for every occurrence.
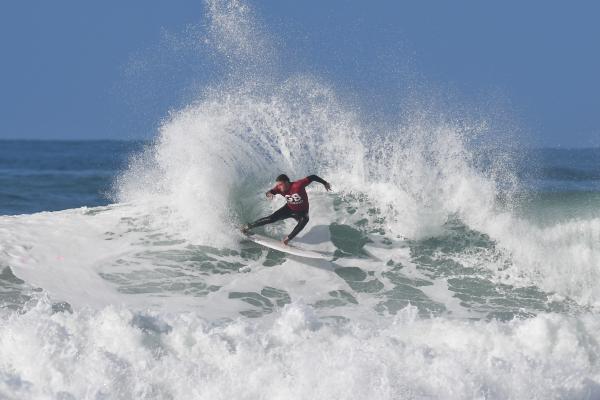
[324,182,332,191]
[282,236,289,245]
[265,191,274,200]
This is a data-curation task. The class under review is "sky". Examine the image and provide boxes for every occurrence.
[0,0,598,147]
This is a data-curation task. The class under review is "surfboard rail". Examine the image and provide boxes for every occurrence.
[244,233,328,259]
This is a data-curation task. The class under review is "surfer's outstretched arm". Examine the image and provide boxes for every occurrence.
[307,175,331,191]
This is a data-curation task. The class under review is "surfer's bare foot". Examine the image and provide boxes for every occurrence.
[240,225,250,234]
[282,236,289,245]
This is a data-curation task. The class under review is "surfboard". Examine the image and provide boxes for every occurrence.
[244,233,328,260]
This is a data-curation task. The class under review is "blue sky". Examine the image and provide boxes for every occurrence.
[1,1,598,147]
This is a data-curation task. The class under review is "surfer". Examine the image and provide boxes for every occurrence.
[241,174,331,245]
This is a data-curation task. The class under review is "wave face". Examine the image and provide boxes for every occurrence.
[1,1,600,398]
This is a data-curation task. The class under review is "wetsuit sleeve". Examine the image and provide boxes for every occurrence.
[296,177,311,187]
[307,175,327,185]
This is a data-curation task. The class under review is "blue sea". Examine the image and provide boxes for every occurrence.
[3,140,598,225]
[0,140,144,215]
[1,2,600,399]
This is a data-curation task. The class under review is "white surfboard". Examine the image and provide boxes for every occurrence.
[245,233,328,260]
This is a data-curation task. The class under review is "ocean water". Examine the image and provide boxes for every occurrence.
[2,2,600,399]
[0,140,144,216]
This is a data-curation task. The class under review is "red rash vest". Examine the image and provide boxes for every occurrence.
[270,177,311,211]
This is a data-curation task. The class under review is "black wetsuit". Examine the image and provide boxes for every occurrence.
[246,175,328,240]
[246,205,309,241]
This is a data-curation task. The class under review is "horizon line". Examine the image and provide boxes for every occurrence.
[1,138,597,150]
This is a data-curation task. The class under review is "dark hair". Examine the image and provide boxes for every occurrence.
[276,174,290,183]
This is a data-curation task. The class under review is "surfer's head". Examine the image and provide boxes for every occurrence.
[275,174,291,191]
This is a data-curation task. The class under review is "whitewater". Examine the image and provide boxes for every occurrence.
[1,1,600,399]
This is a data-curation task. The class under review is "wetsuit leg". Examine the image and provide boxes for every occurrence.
[247,205,293,229]
[287,212,309,241]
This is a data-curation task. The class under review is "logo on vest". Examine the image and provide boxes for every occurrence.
[285,193,303,205]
